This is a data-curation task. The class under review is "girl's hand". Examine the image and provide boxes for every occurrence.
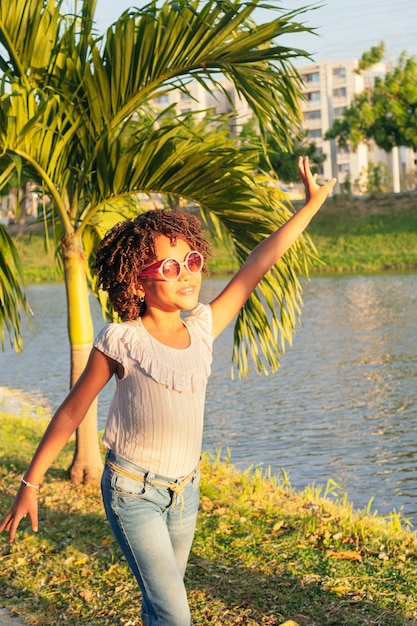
[0,484,39,542]
[298,155,336,205]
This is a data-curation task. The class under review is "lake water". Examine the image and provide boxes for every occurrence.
[1,274,417,521]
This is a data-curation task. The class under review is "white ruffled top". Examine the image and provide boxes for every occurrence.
[94,303,213,478]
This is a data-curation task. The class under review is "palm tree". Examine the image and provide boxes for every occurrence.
[0,0,317,483]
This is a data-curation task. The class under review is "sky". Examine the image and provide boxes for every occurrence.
[91,0,417,65]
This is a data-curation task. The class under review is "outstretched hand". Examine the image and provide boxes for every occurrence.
[298,156,336,205]
[0,485,39,542]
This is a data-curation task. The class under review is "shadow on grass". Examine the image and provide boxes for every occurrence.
[1,450,416,626]
[187,508,417,626]
[186,551,416,625]
[1,527,415,626]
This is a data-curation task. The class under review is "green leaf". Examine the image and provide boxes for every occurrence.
[0,225,31,351]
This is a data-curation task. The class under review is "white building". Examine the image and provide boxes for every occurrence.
[150,61,416,194]
[298,59,396,192]
[152,78,253,136]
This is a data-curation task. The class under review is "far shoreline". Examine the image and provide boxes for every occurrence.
[9,191,417,284]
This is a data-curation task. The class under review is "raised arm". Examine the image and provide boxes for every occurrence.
[0,348,116,541]
[210,157,336,338]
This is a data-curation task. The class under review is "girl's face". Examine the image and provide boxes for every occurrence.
[138,235,203,313]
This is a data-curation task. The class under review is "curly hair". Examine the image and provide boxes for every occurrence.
[94,209,212,321]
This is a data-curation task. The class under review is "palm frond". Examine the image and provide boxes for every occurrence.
[0,225,31,351]
[0,0,64,83]
[83,0,313,146]
[0,0,321,372]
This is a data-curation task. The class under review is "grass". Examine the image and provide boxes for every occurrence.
[3,193,417,624]
[9,192,417,284]
[1,414,417,625]
[10,228,61,284]
[306,192,417,273]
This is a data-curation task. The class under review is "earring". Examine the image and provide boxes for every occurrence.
[139,295,145,303]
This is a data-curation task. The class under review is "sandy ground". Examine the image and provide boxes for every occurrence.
[0,609,28,625]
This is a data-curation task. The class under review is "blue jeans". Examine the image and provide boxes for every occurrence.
[101,450,200,626]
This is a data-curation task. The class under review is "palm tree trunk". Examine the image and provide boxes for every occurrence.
[62,233,103,484]
[69,344,102,484]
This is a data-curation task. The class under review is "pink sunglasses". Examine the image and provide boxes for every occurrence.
[139,250,204,282]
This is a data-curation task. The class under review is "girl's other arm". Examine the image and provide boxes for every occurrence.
[0,347,116,541]
[210,157,336,338]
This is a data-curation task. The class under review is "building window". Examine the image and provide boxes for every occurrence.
[155,94,169,104]
[333,67,346,78]
[333,87,347,98]
[306,91,321,103]
[304,71,320,83]
[305,109,321,121]
[337,145,350,155]
[338,163,350,173]
[333,106,346,117]
[309,129,322,138]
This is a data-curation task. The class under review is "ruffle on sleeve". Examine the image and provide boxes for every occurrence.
[93,323,128,369]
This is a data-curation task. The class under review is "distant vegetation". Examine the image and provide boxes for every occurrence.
[10,192,417,285]
[306,192,417,273]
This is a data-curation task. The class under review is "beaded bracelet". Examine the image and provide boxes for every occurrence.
[21,478,40,490]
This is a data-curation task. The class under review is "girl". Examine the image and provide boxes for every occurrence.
[0,157,335,625]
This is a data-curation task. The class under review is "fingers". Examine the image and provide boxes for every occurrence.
[8,517,19,543]
[298,157,318,195]
[297,155,308,180]
[0,505,38,543]
[0,513,11,535]
[0,511,19,542]
[30,510,39,534]
[323,177,337,192]
[299,156,336,190]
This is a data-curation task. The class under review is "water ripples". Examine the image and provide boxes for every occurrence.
[1,274,416,520]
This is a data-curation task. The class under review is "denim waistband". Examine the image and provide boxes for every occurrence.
[105,449,199,522]
[105,449,197,484]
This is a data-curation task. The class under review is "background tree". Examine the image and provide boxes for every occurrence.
[0,0,320,483]
[262,131,326,183]
[240,115,326,184]
[354,161,392,196]
[326,46,417,153]
[355,41,385,74]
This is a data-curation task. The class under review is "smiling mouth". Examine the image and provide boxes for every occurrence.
[178,286,196,296]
